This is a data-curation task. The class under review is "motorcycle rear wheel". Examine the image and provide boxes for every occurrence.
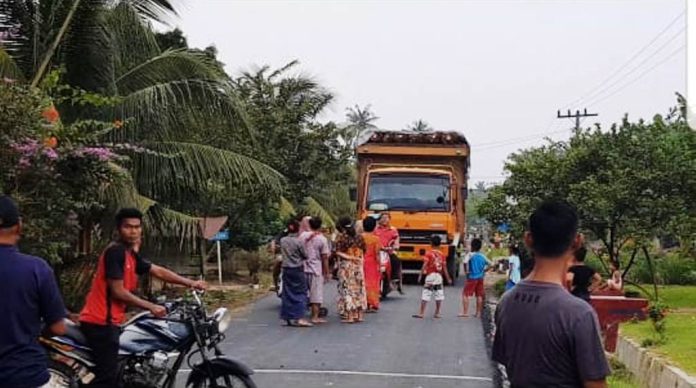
[46,359,78,388]
[189,373,257,388]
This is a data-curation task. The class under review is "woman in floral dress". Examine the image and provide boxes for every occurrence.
[335,217,367,323]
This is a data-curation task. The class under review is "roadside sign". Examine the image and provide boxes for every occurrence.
[210,230,229,241]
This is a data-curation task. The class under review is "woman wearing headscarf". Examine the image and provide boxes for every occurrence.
[280,219,313,327]
[335,217,367,323]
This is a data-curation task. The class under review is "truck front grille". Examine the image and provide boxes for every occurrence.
[398,229,447,245]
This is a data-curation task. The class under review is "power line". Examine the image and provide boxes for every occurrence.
[474,128,568,149]
[578,26,685,106]
[562,10,685,110]
[585,43,685,108]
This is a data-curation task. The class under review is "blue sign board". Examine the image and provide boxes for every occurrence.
[210,230,229,241]
[497,223,510,233]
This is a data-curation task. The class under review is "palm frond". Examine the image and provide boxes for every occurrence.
[279,196,296,220]
[115,79,250,141]
[101,172,200,244]
[106,1,161,75]
[0,48,25,81]
[301,196,336,228]
[120,0,177,25]
[129,141,284,201]
[115,49,224,92]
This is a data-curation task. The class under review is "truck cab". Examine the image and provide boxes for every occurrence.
[355,131,470,279]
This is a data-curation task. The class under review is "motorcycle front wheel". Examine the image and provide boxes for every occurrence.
[46,359,79,388]
[189,373,257,388]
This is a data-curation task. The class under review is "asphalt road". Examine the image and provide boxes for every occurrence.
[177,278,494,388]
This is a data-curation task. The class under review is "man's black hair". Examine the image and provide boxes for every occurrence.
[287,218,301,233]
[471,238,482,252]
[528,200,579,258]
[574,246,587,262]
[309,216,322,231]
[115,208,143,228]
[509,245,520,256]
[431,235,441,247]
[363,216,377,232]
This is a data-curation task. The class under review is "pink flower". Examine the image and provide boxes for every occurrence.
[43,148,59,160]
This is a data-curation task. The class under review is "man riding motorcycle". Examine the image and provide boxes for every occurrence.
[374,213,404,295]
[78,208,207,388]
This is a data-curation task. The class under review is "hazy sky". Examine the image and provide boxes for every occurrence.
[170,0,686,183]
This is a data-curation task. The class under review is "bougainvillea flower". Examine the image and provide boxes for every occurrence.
[42,105,60,123]
[44,136,58,149]
[113,120,123,129]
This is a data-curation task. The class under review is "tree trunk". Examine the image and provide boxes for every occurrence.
[621,247,639,279]
[642,245,659,300]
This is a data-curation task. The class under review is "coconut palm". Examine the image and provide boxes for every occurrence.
[0,0,283,238]
[344,104,379,149]
[405,119,433,132]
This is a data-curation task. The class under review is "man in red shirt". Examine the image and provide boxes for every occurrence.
[79,208,207,388]
[374,213,404,294]
[413,235,452,319]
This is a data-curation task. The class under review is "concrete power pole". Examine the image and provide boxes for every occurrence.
[557,109,599,130]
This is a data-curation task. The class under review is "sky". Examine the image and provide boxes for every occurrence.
[169,0,686,184]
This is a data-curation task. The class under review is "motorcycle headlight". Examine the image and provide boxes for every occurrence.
[212,308,232,333]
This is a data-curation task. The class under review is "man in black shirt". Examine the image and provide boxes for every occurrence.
[567,246,602,302]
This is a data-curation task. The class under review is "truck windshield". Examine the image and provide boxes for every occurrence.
[367,173,451,212]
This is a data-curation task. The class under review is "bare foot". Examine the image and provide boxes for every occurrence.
[458,313,469,318]
[311,318,328,324]
[434,314,442,319]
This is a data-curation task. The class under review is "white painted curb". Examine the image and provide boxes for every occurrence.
[616,335,696,388]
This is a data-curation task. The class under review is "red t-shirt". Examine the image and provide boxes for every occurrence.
[422,249,446,275]
[374,225,399,250]
[79,244,151,326]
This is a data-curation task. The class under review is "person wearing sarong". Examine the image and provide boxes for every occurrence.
[361,216,382,312]
[280,219,313,327]
[335,217,367,323]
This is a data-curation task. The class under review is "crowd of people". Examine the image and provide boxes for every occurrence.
[0,192,619,388]
[273,212,406,326]
[272,210,501,325]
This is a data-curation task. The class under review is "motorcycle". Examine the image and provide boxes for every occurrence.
[378,249,393,299]
[40,290,256,388]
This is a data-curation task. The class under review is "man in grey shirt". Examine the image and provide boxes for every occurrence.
[493,201,610,388]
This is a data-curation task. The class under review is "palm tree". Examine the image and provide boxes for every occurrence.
[0,0,283,238]
[344,104,378,149]
[405,119,433,132]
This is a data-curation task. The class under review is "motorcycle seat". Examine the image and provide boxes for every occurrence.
[63,320,89,346]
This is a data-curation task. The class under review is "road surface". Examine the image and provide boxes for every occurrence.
[178,279,494,388]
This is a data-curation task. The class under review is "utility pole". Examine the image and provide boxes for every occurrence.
[557,108,598,131]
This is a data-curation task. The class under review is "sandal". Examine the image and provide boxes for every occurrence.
[412,314,424,319]
[434,314,442,319]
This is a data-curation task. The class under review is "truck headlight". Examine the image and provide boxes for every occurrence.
[435,234,448,244]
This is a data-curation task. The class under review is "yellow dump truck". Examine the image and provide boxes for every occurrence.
[354,131,470,278]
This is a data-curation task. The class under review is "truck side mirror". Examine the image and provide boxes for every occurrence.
[349,187,357,201]
[461,186,468,200]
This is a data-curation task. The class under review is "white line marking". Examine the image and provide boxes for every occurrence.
[252,369,492,382]
[176,368,492,381]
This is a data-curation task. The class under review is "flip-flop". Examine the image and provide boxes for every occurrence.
[412,314,424,319]
[341,319,354,324]
[434,315,442,319]
[311,318,328,324]
[457,313,469,317]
